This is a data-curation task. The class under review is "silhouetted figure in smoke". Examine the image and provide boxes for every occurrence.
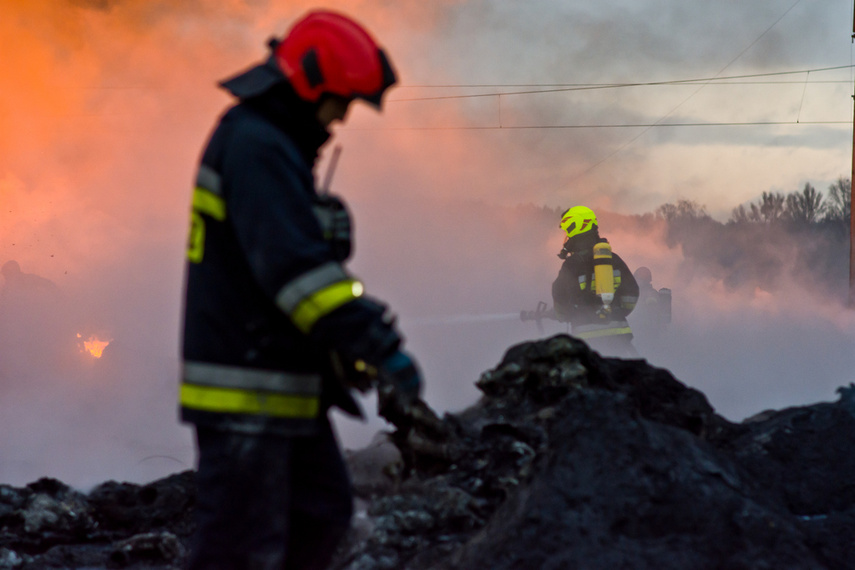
[552,206,639,357]
[629,266,671,341]
[0,260,66,378]
[0,260,58,301]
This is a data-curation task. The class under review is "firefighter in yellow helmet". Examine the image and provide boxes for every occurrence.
[552,206,639,357]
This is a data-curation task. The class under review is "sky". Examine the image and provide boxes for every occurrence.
[1,0,855,488]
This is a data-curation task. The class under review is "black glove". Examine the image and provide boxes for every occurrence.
[376,350,422,423]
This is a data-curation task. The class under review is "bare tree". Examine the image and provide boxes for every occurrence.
[785,183,825,224]
[729,192,785,224]
[729,204,751,224]
[825,177,851,223]
[755,191,786,224]
[656,199,710,222]
[730,203,765,224]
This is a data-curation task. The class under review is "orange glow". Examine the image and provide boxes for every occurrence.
[77,333,111,359]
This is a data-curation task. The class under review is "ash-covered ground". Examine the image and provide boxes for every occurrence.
[1,334,854,569]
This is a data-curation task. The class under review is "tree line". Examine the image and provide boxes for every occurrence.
[524,177,851,301]
[653,177,851,226]
[634,177,852,301]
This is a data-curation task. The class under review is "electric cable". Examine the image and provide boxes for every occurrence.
[390,64,851,102]
[566,0,806,184]
[346,120,847,132]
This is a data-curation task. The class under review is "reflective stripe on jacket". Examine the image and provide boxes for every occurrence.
[180,361,321,433]
[275,262,364,334]
[571,321,633,340]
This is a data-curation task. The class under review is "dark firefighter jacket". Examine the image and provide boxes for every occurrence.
[181,84,400,436]
[552,238,639,341]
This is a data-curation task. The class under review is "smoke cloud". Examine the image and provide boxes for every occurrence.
[1,0,853,488]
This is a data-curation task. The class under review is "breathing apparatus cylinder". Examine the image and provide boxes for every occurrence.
[592,242,615,313]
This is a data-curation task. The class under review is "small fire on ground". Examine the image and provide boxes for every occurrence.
[77,333,111,358]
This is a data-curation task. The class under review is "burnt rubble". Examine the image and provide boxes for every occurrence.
[0,472,194,569]
[2,334,855,569]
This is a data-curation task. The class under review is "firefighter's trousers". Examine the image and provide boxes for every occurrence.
[188,416,353,570]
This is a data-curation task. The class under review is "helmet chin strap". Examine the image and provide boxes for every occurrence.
[558,237,572,259]
[558,230,600,259]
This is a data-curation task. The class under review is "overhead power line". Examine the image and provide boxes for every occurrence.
[568,0,805,182]
[401,80,850,88]
[349,120,848,132]
[389,65,855,102]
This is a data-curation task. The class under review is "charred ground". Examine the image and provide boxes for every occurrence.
[1,334,854,569]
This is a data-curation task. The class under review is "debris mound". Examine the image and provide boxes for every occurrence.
[333,334,855,570]
[0,472,193,569]
[1,334,854,569]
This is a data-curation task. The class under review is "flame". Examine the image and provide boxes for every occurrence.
[77,333,111,359]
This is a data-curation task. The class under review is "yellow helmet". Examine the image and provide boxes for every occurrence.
[559,206,598,238]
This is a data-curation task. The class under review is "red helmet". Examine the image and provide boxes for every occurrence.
[220,10,396,108]
[276,11,396,107]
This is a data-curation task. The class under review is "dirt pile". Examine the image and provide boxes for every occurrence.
[0,471,194,568]
[333,335,855,569]
[2,334,855,569]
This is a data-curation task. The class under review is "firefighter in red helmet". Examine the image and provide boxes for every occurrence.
[181,10,420,569]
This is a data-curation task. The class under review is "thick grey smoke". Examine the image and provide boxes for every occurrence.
[369,0,852,214]
[332,201,855,450]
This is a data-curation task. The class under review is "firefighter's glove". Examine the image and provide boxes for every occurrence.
[377,350,422,422]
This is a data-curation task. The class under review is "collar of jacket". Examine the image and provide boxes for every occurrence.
[565,233,605,257]
[239,82,331,166]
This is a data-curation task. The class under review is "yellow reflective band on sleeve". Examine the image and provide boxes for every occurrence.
[180,383,319,419]
[290,279,363,333]
[193,187,226,221]
[187,211,206,264]
[575,326,633,340]
[187,187,226,263]
[276,263,350,313]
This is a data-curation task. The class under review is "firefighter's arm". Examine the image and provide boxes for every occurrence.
[224,128,421,408]
[613,254,640,314]
[374,350,422,420]
[551,263,579,322]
